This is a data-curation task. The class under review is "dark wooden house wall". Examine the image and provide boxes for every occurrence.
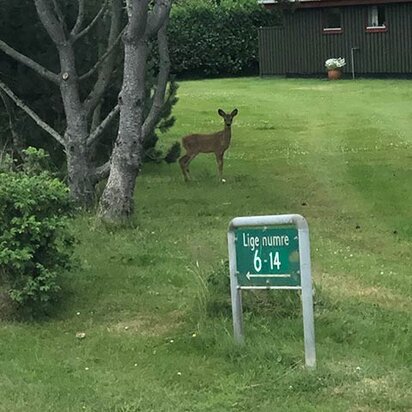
[259,3,412,75]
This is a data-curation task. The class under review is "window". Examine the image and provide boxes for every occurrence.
[323,8,342,34]
[367,6,387,30]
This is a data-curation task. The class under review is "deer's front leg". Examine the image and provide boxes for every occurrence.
[215,152,224,180]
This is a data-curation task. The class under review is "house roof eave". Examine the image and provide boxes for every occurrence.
[258,0,412,8]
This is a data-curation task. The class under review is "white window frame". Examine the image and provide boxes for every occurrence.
[367,5,386,29]
[323,8,343,32]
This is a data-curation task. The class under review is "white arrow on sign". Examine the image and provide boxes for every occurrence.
[246,272,291,280]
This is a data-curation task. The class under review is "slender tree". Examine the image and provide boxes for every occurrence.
[0,91,25,162]
[0,0,124,207]
[99,0,173,223]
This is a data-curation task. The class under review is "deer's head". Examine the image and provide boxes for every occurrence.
[218,108,238,127]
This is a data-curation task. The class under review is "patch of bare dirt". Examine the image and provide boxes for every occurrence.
[107,310,184,337]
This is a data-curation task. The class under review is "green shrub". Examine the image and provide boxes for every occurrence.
[169,0,281,77]
[0,148,75,315]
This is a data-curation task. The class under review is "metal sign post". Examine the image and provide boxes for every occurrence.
[227,214,316,369]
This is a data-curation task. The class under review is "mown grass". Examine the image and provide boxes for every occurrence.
[1,78,411,411]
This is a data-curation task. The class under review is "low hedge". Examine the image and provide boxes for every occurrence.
[169,0,281,77]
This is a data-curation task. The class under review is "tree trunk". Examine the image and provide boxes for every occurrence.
[65,134,94,207]
[98,0,172,223]
[99,40,148,222]
[58,44,95,207]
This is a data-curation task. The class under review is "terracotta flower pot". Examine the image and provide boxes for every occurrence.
[327,69,342,80]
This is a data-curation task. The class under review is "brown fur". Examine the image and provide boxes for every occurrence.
[179,108,238,181]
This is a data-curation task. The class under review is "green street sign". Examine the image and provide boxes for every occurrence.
[235,227,300,287]
[228,214,316,369]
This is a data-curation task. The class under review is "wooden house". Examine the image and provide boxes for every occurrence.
[258,0,412,77]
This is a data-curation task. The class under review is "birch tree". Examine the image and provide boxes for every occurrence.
[0,0,124,207]
[99,0,173,223]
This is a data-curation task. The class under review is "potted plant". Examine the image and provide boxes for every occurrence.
[325,57,346,80]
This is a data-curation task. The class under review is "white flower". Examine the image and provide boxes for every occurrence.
[325,57,346,70]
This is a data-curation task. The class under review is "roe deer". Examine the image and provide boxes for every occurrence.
[179,108,238,182]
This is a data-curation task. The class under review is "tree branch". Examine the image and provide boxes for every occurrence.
[0,40,59,84]
[94,160,111,182]
[0,80,65,146]
[125,0,133,19]
[146,0,172,38]
[127,0,149,41]
[71,0,85,36]
[83,0,124,116]
[79,28,124,82]
[34,0,67,46]
[142,19,171,139]
[87,104,120,147]
[70,0,109,42]
[52,0,67,29]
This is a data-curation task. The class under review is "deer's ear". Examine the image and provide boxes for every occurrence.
[231,108,238,117]
[218,109,226,117]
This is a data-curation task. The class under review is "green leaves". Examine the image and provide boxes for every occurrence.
[168,1,280,77]
[0,150,75,314]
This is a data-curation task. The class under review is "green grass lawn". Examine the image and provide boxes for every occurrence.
[1,78,411,411]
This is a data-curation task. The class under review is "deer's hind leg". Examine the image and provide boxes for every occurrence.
[184,153,198,180]
[179,153,197,182]
[179,154,190,182]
